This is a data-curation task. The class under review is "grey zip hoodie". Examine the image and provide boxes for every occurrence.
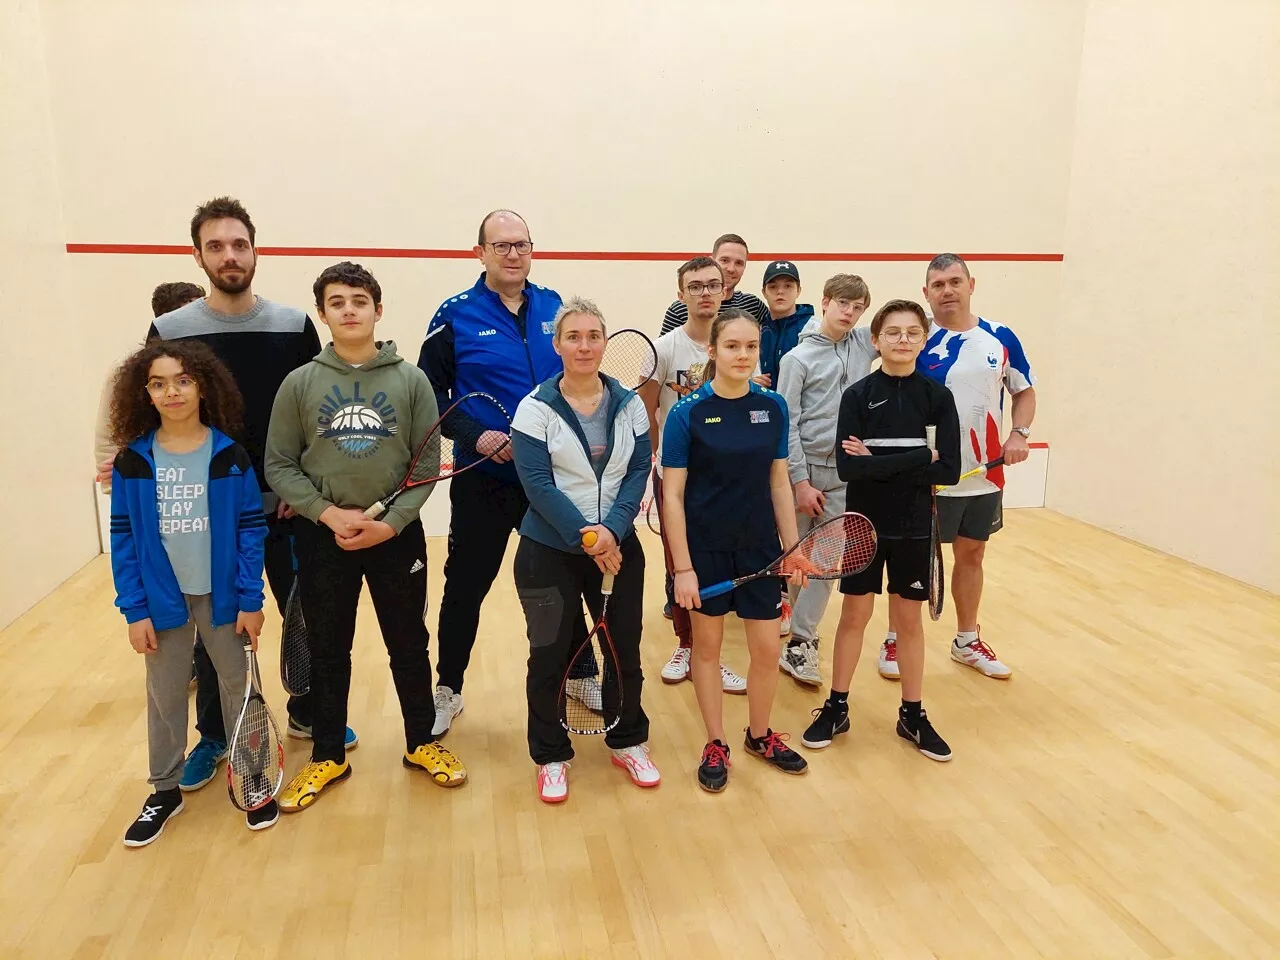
[776,319,878,485]
[265,340,439,533]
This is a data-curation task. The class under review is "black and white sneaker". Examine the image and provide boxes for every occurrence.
[896,709,953,762]
[123,789,184,847]
[697,740,731,793]
[246,799,280,832]
[801,700,850,749]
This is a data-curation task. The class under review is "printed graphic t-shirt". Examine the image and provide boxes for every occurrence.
[153,431,214,595]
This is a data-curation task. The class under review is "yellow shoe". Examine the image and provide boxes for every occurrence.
[279,760,351,812]
[403,741,467,788]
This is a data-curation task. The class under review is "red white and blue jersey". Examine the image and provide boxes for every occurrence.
[919,317,1035,498]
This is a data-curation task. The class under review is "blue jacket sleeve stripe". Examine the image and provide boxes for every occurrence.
[109,467,151,624]
[234,466,268,614]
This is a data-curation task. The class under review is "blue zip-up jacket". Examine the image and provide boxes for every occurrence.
[417,273,563,485]
[110,428,268,630]
[760,303,815,385]
[510,374,651,553]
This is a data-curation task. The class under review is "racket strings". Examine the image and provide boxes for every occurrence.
[790,514,879,578]
[561,627,622,736]
[229,700,280,809]
[281,589,310,696]
[600,331,658,388]
[406,394,511,485]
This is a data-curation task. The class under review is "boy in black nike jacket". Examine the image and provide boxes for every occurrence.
[800,299,961,761]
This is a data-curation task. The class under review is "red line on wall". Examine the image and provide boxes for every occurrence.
[65,243,1063,263]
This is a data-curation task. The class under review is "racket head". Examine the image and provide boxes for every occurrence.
[928,504,944,621]
[600,329,658,389]
[228,649,285,811]
[280,577,310,696]
[558,597,622,736]
[776,512,878,580]
[645,499,660,535]
[401,391,513,491]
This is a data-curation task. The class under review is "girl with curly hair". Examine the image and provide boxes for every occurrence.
[107,340,277,845]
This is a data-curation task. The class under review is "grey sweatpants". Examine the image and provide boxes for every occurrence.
[788,464,847,644]
[146,594,247,791]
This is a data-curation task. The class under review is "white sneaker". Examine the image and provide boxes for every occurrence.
[878,640,900,680]
[431,685,464,737]
[660,646,691,683]
[611,744,661,787]
[779,639,821,686]
[951,634,1013,679]
[566,676,603,714]
[537,761,569,803]
[721,664,747,694]
[779,597,793,636]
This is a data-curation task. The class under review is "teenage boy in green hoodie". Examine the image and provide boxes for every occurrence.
[266,262,467,812]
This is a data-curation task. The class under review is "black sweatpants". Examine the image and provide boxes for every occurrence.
[515,535,649,764]
[294,517,436,763]
[193,510,304,741]
[436,469,595,694]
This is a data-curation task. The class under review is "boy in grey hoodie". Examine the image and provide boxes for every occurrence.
[266,262,468,813]
[776,274,877,685]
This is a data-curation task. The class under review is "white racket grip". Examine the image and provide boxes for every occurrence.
[601,573,615,596]
[925,424,937,452]
[364,500,387,520]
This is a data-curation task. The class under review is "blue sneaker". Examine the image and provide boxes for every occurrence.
[179,737,227,792]
[286,717,359,750]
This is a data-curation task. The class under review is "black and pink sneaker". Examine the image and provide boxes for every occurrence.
[744,728,808,775]
[697,740,731,792]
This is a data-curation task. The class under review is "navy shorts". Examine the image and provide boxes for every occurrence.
[689,544,783,620]
[839,537,930,601]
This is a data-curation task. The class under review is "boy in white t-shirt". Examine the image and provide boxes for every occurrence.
[639,257,748,693]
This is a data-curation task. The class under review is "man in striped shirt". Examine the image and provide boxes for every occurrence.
[659,233,770,335]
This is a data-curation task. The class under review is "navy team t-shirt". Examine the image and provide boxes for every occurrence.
[661,381,789,551]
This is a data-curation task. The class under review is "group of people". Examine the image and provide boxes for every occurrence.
[100,196,1036,846]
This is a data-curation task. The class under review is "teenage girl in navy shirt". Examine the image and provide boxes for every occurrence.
[662,308,811,792]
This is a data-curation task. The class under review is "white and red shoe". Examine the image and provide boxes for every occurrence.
[611,744,661,787]
[779,597,793,636]
[877,639,900,680]
[951,630,1012,679]
[537,761,569,803]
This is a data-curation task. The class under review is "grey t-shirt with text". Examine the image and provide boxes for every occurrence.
[154,432,213,596]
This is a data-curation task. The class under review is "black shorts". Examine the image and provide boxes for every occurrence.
[690,544,782,620]
[839,537,930,601]
[937,491,1003,543]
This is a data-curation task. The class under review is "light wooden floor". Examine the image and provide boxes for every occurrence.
[0,510,1277,960]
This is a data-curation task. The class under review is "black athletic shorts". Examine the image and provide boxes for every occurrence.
[937,491,1003,543]
[689,544,782,620]
[839,537,930,601]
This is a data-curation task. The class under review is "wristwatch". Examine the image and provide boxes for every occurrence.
[1011,426,1031,439]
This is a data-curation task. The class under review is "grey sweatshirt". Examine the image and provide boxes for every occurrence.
[777,320,878,485]
[265,341,439,533]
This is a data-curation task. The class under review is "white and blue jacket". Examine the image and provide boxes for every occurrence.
[417,273,564,485]
[110,428,268,631]
[511,373,651,554]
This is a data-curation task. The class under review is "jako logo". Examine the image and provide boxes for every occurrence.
[478,329,498,337]
[704,417,721,424]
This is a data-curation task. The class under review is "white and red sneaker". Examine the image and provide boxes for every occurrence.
[611,744,661,787]
[877,639,900,680]
[660,646,691,683]
[779,597,793,636]
[951,630,1012,679]
[537,761,569,803]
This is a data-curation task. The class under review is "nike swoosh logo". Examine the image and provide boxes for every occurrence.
[869,399,888,408]
[928,363,943,370]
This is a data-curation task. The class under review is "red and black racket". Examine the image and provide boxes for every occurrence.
[558,531,623,736]
[365,391,512,520]
[600,328,658,389]
[697,512,878,602]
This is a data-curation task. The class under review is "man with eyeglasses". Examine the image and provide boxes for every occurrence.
[874,253,1036,682]
[660,233,770,336]
[418,209,597,736]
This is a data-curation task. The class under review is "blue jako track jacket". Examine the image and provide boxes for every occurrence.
[417,273,564,485]
[110,427,268,631]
